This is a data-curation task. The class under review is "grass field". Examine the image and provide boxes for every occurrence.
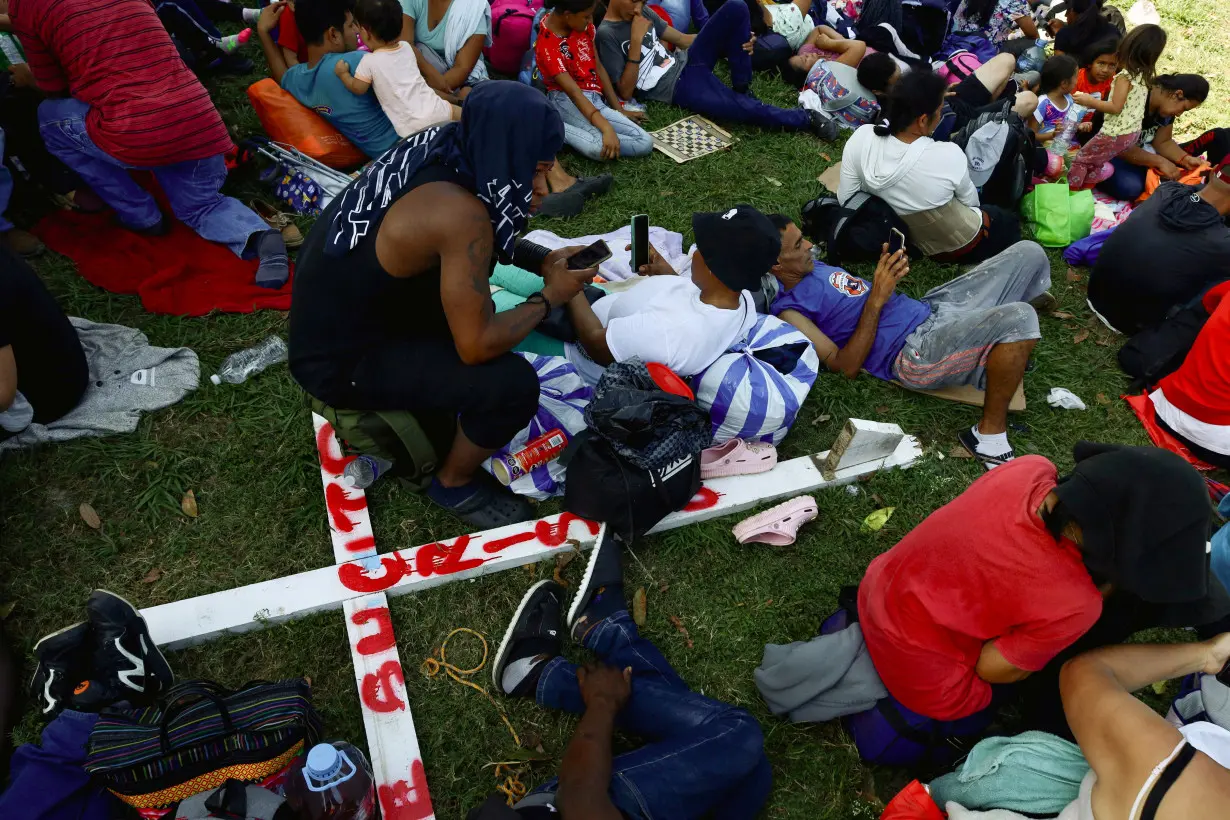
[2,0,1228,815]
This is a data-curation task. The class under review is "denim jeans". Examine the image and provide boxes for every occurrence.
[154,0,227,65]
[531,610,772,820]
[0,127,13,232]
[672,0,810,131]
[1095,155,1148,201]
[548,90,654,161]
[653,0,712,33]
[37,98,269,258]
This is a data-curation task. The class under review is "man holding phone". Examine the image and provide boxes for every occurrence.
[563,205,776,384]
[768,219,1054,468]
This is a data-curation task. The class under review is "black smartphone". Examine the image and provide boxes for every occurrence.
[630,214,649,272]
[566,239,612,271]
[889,227,906,256]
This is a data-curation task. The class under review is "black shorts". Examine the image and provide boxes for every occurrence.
[947,73,995,129]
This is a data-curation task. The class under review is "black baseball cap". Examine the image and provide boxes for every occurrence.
[692,205,780,293]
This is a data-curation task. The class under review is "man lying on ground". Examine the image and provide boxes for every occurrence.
[563,205,775,385]
[257,0,402,160]
[476,529,771,819]
[13,0,289,286]
[289,82,595,529]
[1088,159,1230,335]
[596,0,837,140]
[769,216,1050,466]
[1059,636,1230,820]
[856,443,1229,751]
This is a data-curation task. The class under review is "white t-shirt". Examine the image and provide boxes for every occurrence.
[838,124,981,219]
[565,274,758,384]
[355,42,454,138]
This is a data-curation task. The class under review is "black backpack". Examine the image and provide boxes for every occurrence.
[801,192,911,265]
[1117,303,1210,389]
[950,100,1036,208]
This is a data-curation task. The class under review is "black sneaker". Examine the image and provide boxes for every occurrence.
[491,580,565,697]
[78,590,174,709]
[567,525,625,642]
[958,427,1015,470]
[30,622,91,718]
[809,111,841,142]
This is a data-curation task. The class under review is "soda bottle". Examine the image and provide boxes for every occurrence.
[284,742,377,820]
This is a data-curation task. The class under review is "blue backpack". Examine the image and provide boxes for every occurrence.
[517,8,549,93]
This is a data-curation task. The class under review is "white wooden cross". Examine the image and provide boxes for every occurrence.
[142,415,921,818]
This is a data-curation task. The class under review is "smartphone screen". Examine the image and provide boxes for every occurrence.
[631,214,649,271]
[566,239,612,271]
[889,228,906,256]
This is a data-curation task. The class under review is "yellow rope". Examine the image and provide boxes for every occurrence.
[420,627,528,805]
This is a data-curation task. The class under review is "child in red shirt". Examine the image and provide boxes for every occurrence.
[536,0,653,161]
[1074,36,1118,136]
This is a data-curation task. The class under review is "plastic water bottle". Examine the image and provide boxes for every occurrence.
[343,455,393,488]
[209,335,288,385]
[1048,102,1087,156]
[1017,38,1048,73]
[285,742,377,820]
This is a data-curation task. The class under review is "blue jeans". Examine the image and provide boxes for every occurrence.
[0,127,12,232]
[548,90,654,161]
[532,610,772,820]
[0,710,117,820]
[654,0,712,33]
[1096,156,1148,201]
[672,0,811,131]
[37,97,269,258]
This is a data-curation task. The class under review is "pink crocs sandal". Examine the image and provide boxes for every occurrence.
[732,495,818,546]
[700,439,778,480]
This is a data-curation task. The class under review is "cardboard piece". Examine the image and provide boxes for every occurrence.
[895,380,1026,412]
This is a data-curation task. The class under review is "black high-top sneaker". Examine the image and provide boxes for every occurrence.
[76,590,174,709]
[30,621,91,717]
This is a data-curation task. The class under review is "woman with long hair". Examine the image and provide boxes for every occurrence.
[950,0,1040,46]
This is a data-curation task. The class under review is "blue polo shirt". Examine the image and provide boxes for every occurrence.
[280,52,399,159]
[771,262,931,381]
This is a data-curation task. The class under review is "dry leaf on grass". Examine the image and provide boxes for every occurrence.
[874,405,889,415]
[1050,311,1074,319]
[861,507,895,532]
[1066,268,1082,283]
[552,548,580,588]
[1073,329,1090,344]
[181,489,199,518]
[1096,393,1110,405]
[820,152,832,162]
[658,581,670,594]
[811,413,832,426]
[948,446,974,459]
[143,567,164,584]
[669,615,694,648]
[79,503,101,530]
[764,177,783,187]
[633,587,647,626]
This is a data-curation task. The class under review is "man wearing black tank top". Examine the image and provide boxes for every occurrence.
[289,83,595,528]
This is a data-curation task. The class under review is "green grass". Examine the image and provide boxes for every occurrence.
[2,1,1228,816]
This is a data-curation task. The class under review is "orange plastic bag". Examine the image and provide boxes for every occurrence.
[881,780,946,820]
[247,78,367,170]
[1135,166,1208,204]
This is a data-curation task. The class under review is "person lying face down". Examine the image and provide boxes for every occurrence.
[562,204,779,385]
[857,442,1229,733]
[768,216,1049,467]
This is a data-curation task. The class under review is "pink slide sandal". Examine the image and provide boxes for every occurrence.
[700,439,778,480]
[732,495,818,546]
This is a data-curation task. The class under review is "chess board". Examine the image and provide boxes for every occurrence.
[650,115,737,163]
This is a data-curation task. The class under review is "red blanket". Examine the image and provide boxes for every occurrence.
[33,205,293,317]
[1122,392,1217,472]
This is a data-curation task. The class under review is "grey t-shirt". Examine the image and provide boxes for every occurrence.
[595,9,687,104]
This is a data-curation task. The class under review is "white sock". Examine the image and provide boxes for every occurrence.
[501,655,544,694]
[242,7,260,24]
[971,425,1010,456]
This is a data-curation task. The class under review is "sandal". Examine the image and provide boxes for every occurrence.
[700,438,778,479]
[250,198,304,248]
[432,472,534,529]
[732,495,818,546]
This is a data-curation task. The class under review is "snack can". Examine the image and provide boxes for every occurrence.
[492,429,568,485]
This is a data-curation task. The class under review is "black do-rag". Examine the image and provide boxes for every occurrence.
[1050,442,1212,603]
[326,80,565,262]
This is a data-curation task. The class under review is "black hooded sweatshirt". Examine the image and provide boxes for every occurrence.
[1089,181,1230,334]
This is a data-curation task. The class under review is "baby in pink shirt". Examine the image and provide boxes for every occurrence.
[335,0,460,138]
